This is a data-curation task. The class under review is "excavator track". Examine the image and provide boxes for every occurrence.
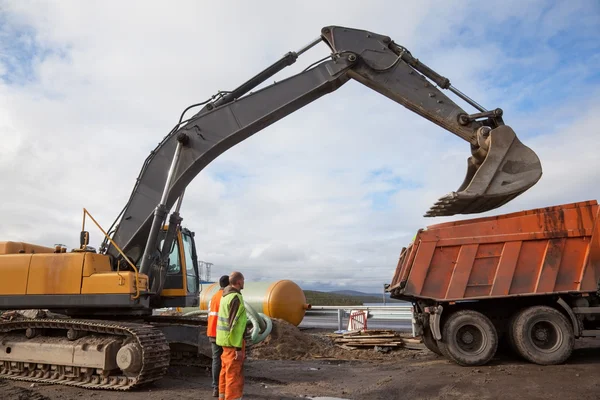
[0,319,170,390]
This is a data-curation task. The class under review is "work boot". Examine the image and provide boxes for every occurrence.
[212,388,219,397]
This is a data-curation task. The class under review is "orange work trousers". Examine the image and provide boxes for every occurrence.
[218,343,244,400]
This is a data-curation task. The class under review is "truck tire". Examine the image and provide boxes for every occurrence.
[437,310,498,366]
[511,305,574,365]
[422,328,443,356]
[506,312,520,356]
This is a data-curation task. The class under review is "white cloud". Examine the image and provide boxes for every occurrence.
[1,1,599,293]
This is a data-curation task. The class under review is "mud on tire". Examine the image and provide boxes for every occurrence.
[422,328,442,356]
[437,310,498,366]
[510,305,574,365]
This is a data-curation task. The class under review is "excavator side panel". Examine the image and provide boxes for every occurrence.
[0,252,150,310]
[27,253,85,295]
[0,254,31,295]
[0,241,54,255]
[79,252,144,294]
[81,252,112,276]
[81,274,143,295]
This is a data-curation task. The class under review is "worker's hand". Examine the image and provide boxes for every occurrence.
[234,350,244,361]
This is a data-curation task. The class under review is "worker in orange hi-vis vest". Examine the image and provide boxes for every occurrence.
[216,271,247,400]
[207,275,230,398]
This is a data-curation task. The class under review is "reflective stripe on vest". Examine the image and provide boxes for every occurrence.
[207,289,224,338]
[216,292,247,348]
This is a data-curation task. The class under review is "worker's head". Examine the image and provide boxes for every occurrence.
[229,271,245,290]
[219,275,230,289]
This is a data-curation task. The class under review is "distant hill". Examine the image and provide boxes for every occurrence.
[330,290,394,298]
[303,290,405,306]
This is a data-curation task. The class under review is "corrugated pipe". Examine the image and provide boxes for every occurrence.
[183,302,273,344]
[245,301,272,344]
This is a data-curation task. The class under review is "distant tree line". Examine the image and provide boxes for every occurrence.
[303,290,403,306]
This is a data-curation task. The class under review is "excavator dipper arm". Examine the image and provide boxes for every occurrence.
[105,26,542,270]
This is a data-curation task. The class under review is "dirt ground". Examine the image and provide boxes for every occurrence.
[1,323,599,400]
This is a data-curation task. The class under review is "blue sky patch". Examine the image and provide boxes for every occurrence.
[364,167,422,211]
[435,2,599,121]
[0,13,70,86]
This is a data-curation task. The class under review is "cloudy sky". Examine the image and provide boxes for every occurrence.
[1,1,599,294]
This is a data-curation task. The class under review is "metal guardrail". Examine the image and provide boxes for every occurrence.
[305,305,414,332]
[307,305,412,310]
[155,304,415,332]
[307,305,412,318]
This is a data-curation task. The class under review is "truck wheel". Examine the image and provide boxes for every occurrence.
[437,310,498,366]
[506,312,522,357]
[422,329,442,356]
[511,306,574,365]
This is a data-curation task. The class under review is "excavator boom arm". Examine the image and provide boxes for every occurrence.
[105,25,542,267]
[108,56,354,262]
[322,26,480,144]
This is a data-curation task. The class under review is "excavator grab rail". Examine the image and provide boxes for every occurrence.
[81,208,142,300]
[103,25,542,269]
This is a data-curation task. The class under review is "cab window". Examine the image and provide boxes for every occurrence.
[159,238,182,274]
[182,233,198,293]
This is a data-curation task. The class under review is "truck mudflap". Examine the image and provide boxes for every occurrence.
[424,305,444,341]
[556,298,582,338]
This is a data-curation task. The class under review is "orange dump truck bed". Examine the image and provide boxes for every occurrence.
[389,200,600,302]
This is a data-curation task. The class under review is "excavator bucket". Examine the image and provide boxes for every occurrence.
[425,125,542,217]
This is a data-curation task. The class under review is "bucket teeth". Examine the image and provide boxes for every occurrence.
[424,125,542,217]
[424,192,521,217]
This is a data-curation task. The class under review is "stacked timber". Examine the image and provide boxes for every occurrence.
[326,329,424,350]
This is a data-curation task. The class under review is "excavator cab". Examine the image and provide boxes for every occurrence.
[155,226,200,308]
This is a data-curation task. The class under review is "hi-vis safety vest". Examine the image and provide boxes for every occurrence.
[216,292,247,348]
[207,289,224,338]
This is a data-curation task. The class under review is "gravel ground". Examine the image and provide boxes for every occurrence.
[1,336,599,400]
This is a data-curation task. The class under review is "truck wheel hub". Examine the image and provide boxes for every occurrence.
[461,331,474,344]
[534,328,548,341]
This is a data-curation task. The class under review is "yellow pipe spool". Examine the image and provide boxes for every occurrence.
[199,280,311,326]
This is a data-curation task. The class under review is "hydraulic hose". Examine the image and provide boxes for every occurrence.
[245,302,272,344]
[183,303,273,345]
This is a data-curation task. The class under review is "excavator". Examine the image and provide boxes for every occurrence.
[0,25,542,390]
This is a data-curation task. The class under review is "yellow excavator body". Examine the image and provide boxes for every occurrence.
[0,243,146,297]
[0,233,190,391]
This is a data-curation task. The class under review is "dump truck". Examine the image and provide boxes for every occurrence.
[388,200,600,366]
